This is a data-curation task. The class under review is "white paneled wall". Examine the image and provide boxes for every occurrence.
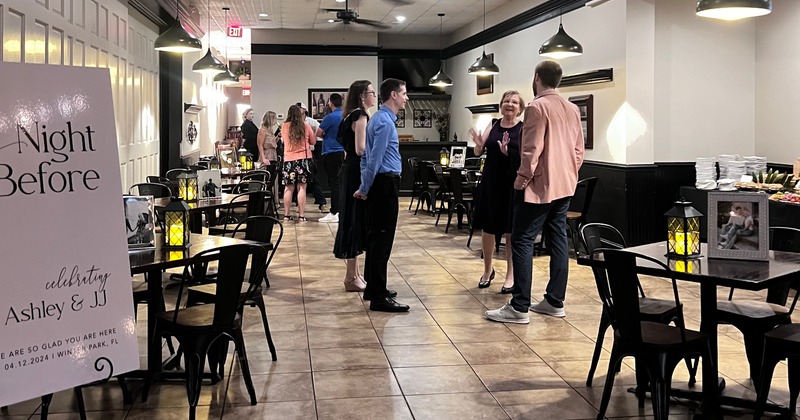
[1,0,160,192]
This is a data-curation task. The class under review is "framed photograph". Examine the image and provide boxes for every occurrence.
[708,192,769,261]
[450,146,466,168]
[395,109,405,128]
[413,109,432,128]
[123,196,155,249]
[569,94,594,150]
[477,53,494,95]
[216,143,237,169]
[308,88,348,121]
[197,169,222,199]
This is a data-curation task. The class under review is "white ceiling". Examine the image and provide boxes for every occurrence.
[187,0,515,61]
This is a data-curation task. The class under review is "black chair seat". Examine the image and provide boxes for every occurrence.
[188,283,260,301]
[717,300,790,320]
[765,323,800,341]
[636,321,707,347]
[639,297,681,316]
[157,305,242,328]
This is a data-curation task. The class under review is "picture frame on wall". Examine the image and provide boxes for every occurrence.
[476,53,494,95]
[396,109,405,128]
[308,88,348,121]
[413,109,432,128]
[707,192,769,261]
[569,94,593,150]
[123,196,155,249]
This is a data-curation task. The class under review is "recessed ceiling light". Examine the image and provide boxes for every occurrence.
[328,19,335,23]
[335,0,346,2]
[396,16,406,22]
[258,13,268,18]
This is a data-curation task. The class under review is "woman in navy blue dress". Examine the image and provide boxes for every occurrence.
[469,90,524,293]
[334,80,376,292]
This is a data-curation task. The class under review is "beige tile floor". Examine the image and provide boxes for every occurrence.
[3,199,797,419]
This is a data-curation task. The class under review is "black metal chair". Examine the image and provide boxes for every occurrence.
[567,177,598,257]
[208,191,267,236]
[141,244,265,419]
[717,226,800,387]
[436,168,474,233]
[580,223,698,387]
[465,170,482,248]
[165,168,189,182]
[464,157,482,170]
[128,182,172,198]
[408,157,422,211]
[414,160,440,215]
[186,216,283,372]
[146,175,170,184]
[592,248,713,420]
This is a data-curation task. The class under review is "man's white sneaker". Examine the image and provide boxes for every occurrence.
[529,300,566,318]
[485,303,530,324]
[319,213,339,223]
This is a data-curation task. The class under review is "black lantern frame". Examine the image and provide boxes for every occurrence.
[439,148,449,166]
[177,171,198,201]
[163,198,191,249]
[665,199,703,258]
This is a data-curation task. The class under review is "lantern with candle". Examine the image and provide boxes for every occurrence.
[439,148,449,166]
[241,150,254,171]
[665,199,702,258]
[177,171,198,201]
[163,198,191,249]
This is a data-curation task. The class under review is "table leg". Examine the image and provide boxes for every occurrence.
[697,282,721,418]
[146,268,163,376]
[189,213,203,234]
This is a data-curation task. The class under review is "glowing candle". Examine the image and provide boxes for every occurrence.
[168,223,184,247]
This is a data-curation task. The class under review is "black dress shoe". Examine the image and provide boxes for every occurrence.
[477,269,496,289]
[369,297,410,312]
[363,289,397,300]
[500,286,514,294]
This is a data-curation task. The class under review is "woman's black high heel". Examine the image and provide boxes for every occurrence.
[477,269,496,288]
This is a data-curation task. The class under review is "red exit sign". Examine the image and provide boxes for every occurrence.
[228,26,242,37]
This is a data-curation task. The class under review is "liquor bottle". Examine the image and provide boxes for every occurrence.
[317,94,325,118]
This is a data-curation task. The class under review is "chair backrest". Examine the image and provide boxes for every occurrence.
[433,164,449,195]
[418,160,434,188]
[568,177,598,216]
[232,180,268,194]
[408,157,421,185]
[581,223,627,254]
[128,182,172,198]
[596,249,686,344]
[770,226,800,253]
[172,244,266,327]
[447,168,466,203]
[464,157,482,170]
[241,170,270,183]
[231,215,283,285]
[146,176,169,184]
[165,168,189,182]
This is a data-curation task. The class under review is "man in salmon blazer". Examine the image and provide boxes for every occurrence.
[486,60,585,324]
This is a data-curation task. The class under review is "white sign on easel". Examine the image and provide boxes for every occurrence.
[0,62,138,406]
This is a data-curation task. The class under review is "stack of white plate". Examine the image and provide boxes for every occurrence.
[718,154,738,179]
[727,160,747,180]
[744,156,767,177]
[695,157,717,189]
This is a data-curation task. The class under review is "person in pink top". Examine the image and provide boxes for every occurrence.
[281,104,317,222]
[486,60,585,324]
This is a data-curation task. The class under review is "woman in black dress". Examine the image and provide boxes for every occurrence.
[469,90,524,293]
[334,80,375,292]
[240,108,260,162]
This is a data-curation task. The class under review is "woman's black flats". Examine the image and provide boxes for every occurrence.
[477,269,496,288]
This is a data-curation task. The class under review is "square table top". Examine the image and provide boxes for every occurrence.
[129,233,263,274]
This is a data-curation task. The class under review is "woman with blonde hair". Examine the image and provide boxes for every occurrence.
[241,108,259,161]
[468,90,525,293]
[281,105,316,222]
[257,110,278,165]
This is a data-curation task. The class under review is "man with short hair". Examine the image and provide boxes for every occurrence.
[355,78,410,312]
[486,60,585,324]
[296,102,328,212]
[317,93,344,223]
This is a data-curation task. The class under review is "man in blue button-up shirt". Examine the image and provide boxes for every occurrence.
[354,78,409,312]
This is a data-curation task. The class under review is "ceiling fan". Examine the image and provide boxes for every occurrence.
[322,0,391,29]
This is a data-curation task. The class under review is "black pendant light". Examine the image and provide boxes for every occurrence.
[539,12,583,59]
[429,13,453,87]
[696,0,771,20]
[214,7,238,85]
[154,0,202,53]
[192,0,226,75]
[468,0,499,76]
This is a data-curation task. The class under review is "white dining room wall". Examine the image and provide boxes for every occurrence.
[0,0,161,192]
[180,42,228,159]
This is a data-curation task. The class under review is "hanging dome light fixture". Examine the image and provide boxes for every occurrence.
[154,0,202,53]
[468,0,499,76]
[429,13,453,87]
[696,0,771,20]
[214,7,238,85]
[192,0,226,75]
[539,12,583,59]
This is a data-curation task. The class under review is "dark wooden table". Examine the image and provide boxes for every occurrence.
[578,242,800,417]
[129,233,267,379]
[153,194,248,233]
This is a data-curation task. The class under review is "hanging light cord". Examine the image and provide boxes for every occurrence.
[223,8,229,67]
[482,0,486,53]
